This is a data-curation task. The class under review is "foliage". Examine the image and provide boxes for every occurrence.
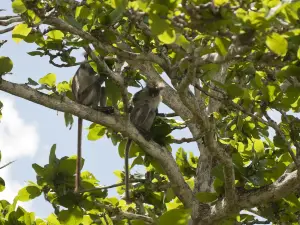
[1,0,300,224]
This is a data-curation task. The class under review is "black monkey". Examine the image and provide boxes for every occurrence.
[124,81,165,202]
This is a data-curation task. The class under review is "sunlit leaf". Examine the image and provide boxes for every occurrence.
[266,33,288,56]
[12,0,26,13]
[39,73,56,87]
[159,209,191,225]
[158,28,176,44]
[17,185,41,202]
[12,23,32,43]
[0,56,13,75]
[87,123,106,141]
[47,30,65,40]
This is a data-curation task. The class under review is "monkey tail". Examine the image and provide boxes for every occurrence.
[125,139,133,203]
[75,117,83,193]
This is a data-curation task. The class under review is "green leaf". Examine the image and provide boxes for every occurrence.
[27,51,44,57]
[266,33,288,56]
[27,78,39,86]
[0,177,5,192]
[149,14,169,35]
[215,37,229,56]
[267,85,278,102]
[17,185,41,202]
[82,215,94,225]
[26,9,41,24]
[47,214,60,225]
[158,28,176,44]
[109,0,128,25]
[131,220,146,225]
[39,73,56,87]
[118,139,126,158]
[47,30,65,40]
[58,156,80,175]
[58,207,83,225]
[297,47,300,60]
[12,0,27,14]
[226,84,244,98]
[12,23,32,43]
[0,56,13,75]
[49,144,57,165]
[32,163,44,177]
[75,6,92,19]
[87,123,106,141]
[196,192,218,203]
[106,79,121,105]
[214,0,229,6]
[175,34,190,51]
[278,152,293,166]
[131,156,144,168]
[159,209,191,225]
[64,112,74,129]
[253,139,264,154]
[57,81,71,94]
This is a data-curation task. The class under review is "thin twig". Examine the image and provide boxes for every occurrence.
[171,136,201,144]
[0,26,15,34]
[79,179,145,193]
[0,160,15,169]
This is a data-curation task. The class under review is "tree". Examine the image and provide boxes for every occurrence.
[0,0,300,224]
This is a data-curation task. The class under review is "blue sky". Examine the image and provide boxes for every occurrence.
[0,0,198,218]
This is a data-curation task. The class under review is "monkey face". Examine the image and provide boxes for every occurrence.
[147,81,165,97]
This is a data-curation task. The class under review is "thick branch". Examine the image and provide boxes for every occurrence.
[203,170,300,223]
[205,131,236,208]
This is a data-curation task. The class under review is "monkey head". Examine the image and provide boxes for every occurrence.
[147,81,165,97]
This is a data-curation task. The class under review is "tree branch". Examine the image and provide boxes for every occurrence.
[0,17,22,26]
[94,202,154,224]
[79,179,145,193]
[0,26,15,34]
[203,170,300,223]
[170,136,201,144]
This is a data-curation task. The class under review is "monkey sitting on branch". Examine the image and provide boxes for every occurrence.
[124,81,165,203]
[71,53,114,193]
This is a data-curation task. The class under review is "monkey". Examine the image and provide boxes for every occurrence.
[71,53,113,193]
[124,81,165,202]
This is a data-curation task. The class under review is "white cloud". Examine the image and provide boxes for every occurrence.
[0,98,39,161]
[0,96,39,210]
